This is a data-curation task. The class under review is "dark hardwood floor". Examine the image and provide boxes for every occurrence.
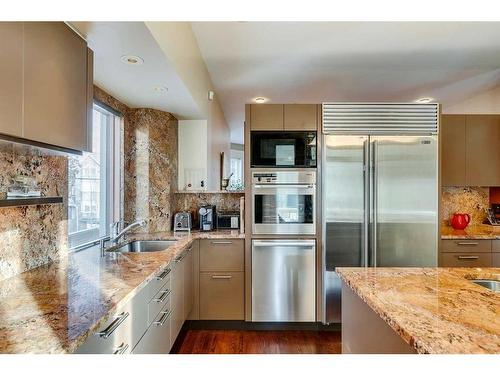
[172,330,342,354]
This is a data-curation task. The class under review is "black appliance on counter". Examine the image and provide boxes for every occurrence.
[199,205,216,231]
[217,211,240,230]
[250,131,317,168]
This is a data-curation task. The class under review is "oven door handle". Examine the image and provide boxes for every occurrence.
[253,184,315,189]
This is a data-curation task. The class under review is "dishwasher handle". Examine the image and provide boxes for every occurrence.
[252,240,315,248]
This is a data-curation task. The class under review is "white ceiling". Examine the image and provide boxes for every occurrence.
[191,22,500,144]
[71,22,201,119]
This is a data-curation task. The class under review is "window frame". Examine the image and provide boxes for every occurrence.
[68,102,123,251]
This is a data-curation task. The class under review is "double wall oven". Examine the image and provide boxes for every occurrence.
[250,130,318,322]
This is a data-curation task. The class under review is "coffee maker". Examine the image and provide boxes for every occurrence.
[199,205,216,231]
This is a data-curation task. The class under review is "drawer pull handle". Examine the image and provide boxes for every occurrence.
[174,254,185,263]
[154,310,172,326]
[156,268,171,280]
[98,312,130,339]
[211,275,232,279]
[456,242,479,246]
[457,255,479,260]
[153,289,171,303]
[113,343,129,355]
[211,241,233,245]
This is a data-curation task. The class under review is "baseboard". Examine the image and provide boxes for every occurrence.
[183,320,341,331]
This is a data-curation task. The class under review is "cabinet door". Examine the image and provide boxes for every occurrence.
[441,252,492,267]
[441,115,466,186]
[199,272,244,320]
[200,239,244,272]
[284,104,317,130]
[183,246,194,320]
[170,257,184,345]
[23,22,88,151]
[250,104,283,130]
[0,22,23,137]
[493,253,500,267]
[466,115,500,186]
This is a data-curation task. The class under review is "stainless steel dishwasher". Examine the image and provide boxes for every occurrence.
[252,239,316,322]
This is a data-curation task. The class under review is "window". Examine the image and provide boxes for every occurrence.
[229,147,244,190]
[68,103,123,249]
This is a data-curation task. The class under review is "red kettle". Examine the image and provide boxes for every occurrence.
[450,213,470,230]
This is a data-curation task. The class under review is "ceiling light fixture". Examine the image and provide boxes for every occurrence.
[154,86,168,93]
[120,55,144,65]
[415,97,434,104]
[254,97,267,104]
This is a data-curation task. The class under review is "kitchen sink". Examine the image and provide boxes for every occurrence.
[110,240,177,253]
[471,279,500,292]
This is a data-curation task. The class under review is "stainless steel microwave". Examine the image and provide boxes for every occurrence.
[250,131,317,168]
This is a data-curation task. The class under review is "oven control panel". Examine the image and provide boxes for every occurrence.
[251,170,316,185]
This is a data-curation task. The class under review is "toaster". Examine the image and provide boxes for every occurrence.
[173,211,192,232]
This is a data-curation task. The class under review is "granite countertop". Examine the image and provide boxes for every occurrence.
[0,230,244,354]
[441,224,500,240]
[336,267,500,354]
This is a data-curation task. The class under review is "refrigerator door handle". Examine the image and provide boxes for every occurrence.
[372,140,378,267]
[363,140,370,267]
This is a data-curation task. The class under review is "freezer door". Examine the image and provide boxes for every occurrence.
[371,136,438,267]
[252,240,316,322]
[322,135,368,323]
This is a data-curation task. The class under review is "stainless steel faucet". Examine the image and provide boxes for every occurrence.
[111,219,147,244]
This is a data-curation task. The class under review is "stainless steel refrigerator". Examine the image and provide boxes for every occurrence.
[321,103,439,324]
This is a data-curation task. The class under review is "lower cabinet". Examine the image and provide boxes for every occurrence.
[493,252,500,267]
[440,239,494,267]
[199,272,244,320]
[170,253,185,344]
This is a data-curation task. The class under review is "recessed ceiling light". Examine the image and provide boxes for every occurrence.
[415,97,434,104]
[120,55,144,65]
[154,86,168,93]
[254,97,267,104]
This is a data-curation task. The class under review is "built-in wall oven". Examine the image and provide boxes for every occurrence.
[252,169,316,235]
[251,131,317,168]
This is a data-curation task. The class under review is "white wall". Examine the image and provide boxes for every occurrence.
[442,84,500,114]
[178,120,208,190]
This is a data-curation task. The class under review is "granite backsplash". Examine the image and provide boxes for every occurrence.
[441,186,489,226]
[173,192,244,228]
[0,143,68,282]
[94,86,178,233]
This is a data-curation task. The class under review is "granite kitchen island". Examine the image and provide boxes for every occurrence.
[336,267,500,354]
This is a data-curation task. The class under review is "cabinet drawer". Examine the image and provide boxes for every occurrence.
[148,285,171,325]
[441,253,492,267]
[199,272,244,320]
[76,286,148,354]
[132,310,172,354]
[200,239,244,272]
[492,240,500,253]
[440,239,491,253]
[147,265,172,300]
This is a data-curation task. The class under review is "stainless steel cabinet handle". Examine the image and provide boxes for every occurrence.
[211,275,232,279]
[98,312,129,339]
[456,242,479,246]
[153,289,171,303]
[457,255,479,260]
[210,241,233,245]
[154,310,172,326]
[155,268,171,280]
[174,255,185,263]
[113,343,129,355]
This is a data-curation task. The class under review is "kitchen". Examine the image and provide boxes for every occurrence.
[0,7,499,373]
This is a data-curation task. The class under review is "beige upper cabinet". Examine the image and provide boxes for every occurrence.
[284,104,318,130]
[23,22,89,151]
[0,22,23,137]
[465,115,500,186]
[441,115,466,186]
[441,114,500,187]
[250,104,283,130]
